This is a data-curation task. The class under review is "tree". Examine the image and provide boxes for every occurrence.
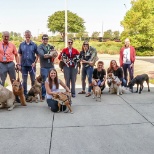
[103,30,113,40]
[91,31,100,40]
[48,10,85,41]
[113,31,120,40]
[120,0,154,49]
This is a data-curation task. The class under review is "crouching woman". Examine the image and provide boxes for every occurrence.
[45,68,71,112]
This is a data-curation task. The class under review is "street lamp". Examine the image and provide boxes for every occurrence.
[65,0,68,47]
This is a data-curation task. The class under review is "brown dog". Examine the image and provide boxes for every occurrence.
[92,85,101,101]
[26,75,43,103]
[12,80,27,106]
[52,92,73,114]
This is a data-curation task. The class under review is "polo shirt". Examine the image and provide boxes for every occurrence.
[18,41,38,66]
[0,41,17,62]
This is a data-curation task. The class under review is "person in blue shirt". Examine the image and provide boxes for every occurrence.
[18,30,39,98]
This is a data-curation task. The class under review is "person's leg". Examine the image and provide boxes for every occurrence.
[29,66,36,86]
[70,67,78,96]
[63,66,71,89]
[46,99,59,112]
[128,64,134,81]
[122,64,128,85]
[0,63,8,86]
[21,66,28,96]
[80,67,86,92]
[8,62,16,84]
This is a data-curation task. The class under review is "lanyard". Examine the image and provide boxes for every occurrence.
[69,48,72,57]
[3,45,8,56]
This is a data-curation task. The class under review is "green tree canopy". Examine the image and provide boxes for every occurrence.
[103,30,113,40]
[47,10,85,41]
[120,0,154,49]
[91,31,100,39]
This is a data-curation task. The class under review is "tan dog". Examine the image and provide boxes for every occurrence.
[92,85,101,101]
[26,75,43,103]
[107,73,122,95]
[0,84,15,111]
[12,80,27,106]
[52,92,73,114]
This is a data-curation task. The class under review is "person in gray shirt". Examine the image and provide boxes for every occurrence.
[37,34,58,100]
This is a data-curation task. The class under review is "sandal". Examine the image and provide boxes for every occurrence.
[85,93,91,97]
[78,91,86,94]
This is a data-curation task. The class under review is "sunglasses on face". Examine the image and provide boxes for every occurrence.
[68,42,73,44]
[83,44,89,46]
[43,38,48,40]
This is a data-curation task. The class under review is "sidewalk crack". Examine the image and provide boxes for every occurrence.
[49,113,54,154]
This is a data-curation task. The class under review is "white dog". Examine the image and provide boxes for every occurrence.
[107,73,122,95]
[0,84,15,111]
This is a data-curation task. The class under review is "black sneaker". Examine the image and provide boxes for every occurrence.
[72,94,76,98]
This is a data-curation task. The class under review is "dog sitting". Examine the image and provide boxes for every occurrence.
[26,75,43,103]
[92,85,101,101]
[107,73,122,95]
[52,92,73,114]
[128,74,150,94]
[12,79,27,106]
[0,84,15,111]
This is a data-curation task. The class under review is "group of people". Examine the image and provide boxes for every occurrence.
[0,30,136,112]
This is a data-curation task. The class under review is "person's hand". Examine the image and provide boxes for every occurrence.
[130,63,133,68]
[117,82,122,86]
[81,60,87,63]
[31,62,36,68]
[89,61,94,66]
[112,80,116,84]
[100,81,104,86]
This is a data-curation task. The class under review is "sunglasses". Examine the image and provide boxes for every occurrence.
[68,42,73,44]
[83,44,89,46]
[43,38,48,40]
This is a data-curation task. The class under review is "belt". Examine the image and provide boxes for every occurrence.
[0,61,13,63]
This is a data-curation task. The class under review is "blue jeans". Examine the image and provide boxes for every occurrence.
[41,67,53,98]
[81,66,93,92]
[21,66,36,96]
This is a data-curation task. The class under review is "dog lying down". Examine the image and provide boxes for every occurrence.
[92,85,101,101]
[0,84,15,111]
[52,92,73,114]
[128,74,150,94]
[107,73,122,95]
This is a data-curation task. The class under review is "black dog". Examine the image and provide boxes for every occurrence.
[128,74,150,94]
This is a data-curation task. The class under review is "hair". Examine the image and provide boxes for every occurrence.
[48,68,59,89]
[2,31,9,36]
[68,39,73,43]
[25,30,31,35]
[82,40,89,51]
[97,61,104,65]
[107,60,119,73]
[42,34,48,39]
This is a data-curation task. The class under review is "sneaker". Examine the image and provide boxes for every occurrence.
[72,94,76,98]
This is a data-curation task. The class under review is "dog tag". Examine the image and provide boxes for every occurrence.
[2,56,7,62]
[48,59,50,63]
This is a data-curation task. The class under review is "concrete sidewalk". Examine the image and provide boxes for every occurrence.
[0,86,154,154]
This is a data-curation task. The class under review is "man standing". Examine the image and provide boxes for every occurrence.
[0,31,19,86]
[119,38,136,86]
[37,34,58,100]
[18,30,38,98]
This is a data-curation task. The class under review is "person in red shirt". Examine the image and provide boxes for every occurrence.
[119,38,136,86]
[58,39,79,97]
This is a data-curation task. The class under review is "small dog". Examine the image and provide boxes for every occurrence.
[0,84,15,111]
[108,73,122,95]
[12,79,27,106]
[59,53,70,72]
[52,92,73,114]
[128,74,150,94]
[92,85,101,101]
[26,75,43,103]
[72,55,81,74]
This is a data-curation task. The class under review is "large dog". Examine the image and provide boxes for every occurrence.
[0,84,15,111]
[92,85,101,101]
[107,73,122,95]
[128,74,150,94]
[26,75,43,103]
[52,92,73,114]
[12,79,27,106]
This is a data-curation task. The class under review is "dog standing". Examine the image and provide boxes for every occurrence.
[108,73,122,95]
[26,75,43,103]
[128,74,150,94]
[92,85,101,101]
[52,92,73,114]
[0,84,15,111]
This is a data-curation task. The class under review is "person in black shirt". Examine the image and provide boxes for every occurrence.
[92,61,106,92]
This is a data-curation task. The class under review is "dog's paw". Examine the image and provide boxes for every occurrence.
[70,111,73,114]
[57,110,60,113]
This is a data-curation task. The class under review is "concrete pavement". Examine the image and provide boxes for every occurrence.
[0,86,154,154]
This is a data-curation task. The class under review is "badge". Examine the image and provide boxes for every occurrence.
[2,56,7,62]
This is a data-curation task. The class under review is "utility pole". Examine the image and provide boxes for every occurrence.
[65,0,68,47]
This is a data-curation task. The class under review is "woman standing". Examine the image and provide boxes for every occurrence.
[45,68,71,112]
[58,39,79,98]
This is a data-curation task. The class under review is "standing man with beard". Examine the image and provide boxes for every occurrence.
[37,34,58,100]
[18,30,39,98]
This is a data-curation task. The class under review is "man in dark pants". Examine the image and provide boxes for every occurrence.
[37,34,58,100]
[18,30,39,98]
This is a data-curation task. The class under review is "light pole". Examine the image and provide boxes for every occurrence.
[65,0,68,47]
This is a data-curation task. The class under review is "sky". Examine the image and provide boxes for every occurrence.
[0,0,131,37]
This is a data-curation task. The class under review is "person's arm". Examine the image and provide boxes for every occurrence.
[59,79,71,93]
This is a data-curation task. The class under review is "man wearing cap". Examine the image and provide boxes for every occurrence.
[18,30,38,98]
[0,31,20,86]
[37,34,58,100]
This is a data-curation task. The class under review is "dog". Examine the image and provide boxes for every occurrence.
[107,73,122,95]
[128,74,150,94]
[72,55,81,74]
[92,85,101,101]
[0,84,15,111]
[52,92,73,114]
[12,79,27,106]
[26,75,43,103]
